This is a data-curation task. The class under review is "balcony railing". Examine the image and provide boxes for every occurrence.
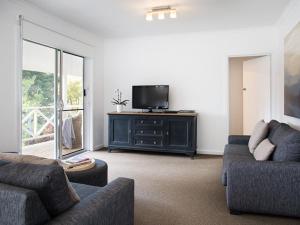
[22,105,82,145]
[22,106,55,144]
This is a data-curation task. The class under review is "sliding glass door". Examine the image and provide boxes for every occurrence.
[22,41,56,158]
[60,52,84,157]
[22,40,85,159]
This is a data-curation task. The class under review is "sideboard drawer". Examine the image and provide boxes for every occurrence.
[135,118,163,127]
[134,128,163,136]
[134,137,163,147]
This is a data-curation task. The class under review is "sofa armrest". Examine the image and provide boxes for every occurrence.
[228,135,250,145]
[227,161,300,217]
[47,177,134,225]
[0,183,50,225]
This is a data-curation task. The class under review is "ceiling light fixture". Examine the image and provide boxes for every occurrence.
[158,12,165,20]
[145,6,177,21]
[146,11,153,21]
[169,9,177,19]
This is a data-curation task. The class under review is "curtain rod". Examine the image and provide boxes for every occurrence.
[19,15,95,48]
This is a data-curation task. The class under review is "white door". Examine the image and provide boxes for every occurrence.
[243,56,270,135]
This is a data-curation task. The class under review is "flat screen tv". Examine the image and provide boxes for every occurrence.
[132,85,169,111]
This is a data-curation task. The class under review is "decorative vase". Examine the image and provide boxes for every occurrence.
[116,104,123,113]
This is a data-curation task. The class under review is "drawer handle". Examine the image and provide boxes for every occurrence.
[140,140,143,144]
[153,141,157,145]
[154,121,157,124]
[141,120,144,124]
[140,130,144,134]
[166,131,169,135]
[153,131,156,134]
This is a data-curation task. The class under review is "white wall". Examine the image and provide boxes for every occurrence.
[0,0,104,152]
[275,0,300,129]
[103,27,278,154]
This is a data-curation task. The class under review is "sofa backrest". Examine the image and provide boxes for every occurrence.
[267,120,300,162]
[0,182,50,225]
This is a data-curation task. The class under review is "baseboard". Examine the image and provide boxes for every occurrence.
[96,146,223,156]
[197,149,224,155]
[92,144,104,151]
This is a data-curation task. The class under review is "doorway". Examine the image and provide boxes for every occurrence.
[21,40,85,159]
[228,55,271,135]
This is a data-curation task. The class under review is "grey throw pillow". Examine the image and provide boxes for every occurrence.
[248,120,269,154]
[254,139,275,161]
[273,132,300,162]
[0,161,80,216]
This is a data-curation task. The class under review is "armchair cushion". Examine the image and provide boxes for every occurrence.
[0,183,50,225]
[0,153,57,165]
[0,161,79,216]
[46,178,134,225]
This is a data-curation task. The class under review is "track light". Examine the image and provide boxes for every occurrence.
[158,12,165,20]
[145,6,177,21]
[146,12,153,21]
[170,9,177,19]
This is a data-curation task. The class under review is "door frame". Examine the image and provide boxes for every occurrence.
[20,39,87,159]
[226,53,272,137]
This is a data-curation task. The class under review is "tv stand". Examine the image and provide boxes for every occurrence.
[107,112,197,158]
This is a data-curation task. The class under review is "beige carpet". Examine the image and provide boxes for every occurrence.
[88,150,299,225]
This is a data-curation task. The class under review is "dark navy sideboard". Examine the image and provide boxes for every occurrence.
[108,112,197,158]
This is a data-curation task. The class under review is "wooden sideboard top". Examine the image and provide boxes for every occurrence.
[107,111,198,117]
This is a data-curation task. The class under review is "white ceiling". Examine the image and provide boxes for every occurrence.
[23,0,291,38]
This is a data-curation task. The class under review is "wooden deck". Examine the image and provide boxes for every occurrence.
[22,140,82,158]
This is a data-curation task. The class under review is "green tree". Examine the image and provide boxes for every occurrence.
[67,80,82,105]
[22,70,54,107]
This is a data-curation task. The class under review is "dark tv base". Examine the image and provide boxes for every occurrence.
[107,112,198,159]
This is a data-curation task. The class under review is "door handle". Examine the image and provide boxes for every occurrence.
[242,88,247,91]
[57,99,64,110]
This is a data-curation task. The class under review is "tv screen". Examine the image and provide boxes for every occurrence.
[132,85,169,110]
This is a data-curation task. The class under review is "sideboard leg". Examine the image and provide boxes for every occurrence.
[186,153,195,160]
[108,148,112,153]
[229,209,242,215]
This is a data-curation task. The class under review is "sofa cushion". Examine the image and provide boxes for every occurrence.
[0,161,79,216]
[248,120,269,154]
[272,131,300,162]
[254,139,275,161]
[222,144,255,186]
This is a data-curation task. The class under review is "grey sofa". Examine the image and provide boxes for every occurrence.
[222,120,300,217]
[0,169,134,225]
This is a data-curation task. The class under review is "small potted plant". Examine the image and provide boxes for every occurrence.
[112,89,129,113]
